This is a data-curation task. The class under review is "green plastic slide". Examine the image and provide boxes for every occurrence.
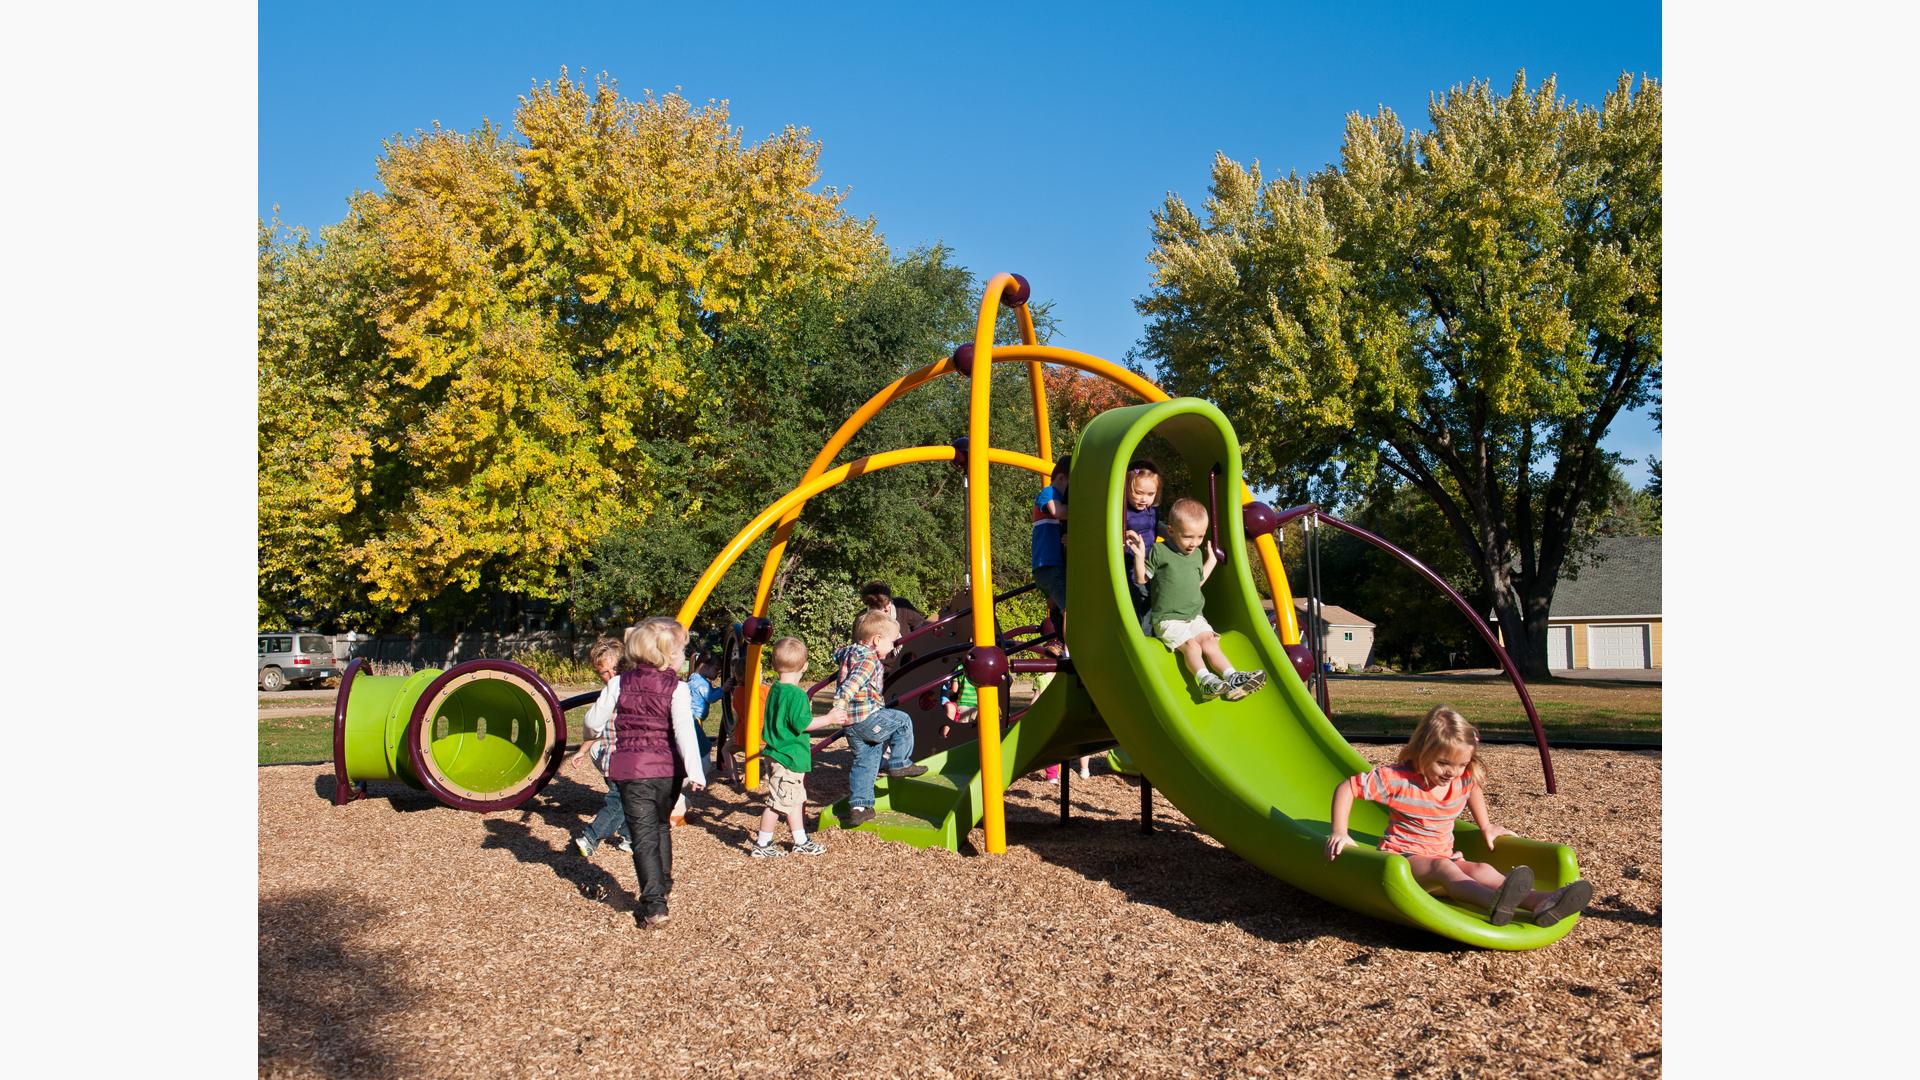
[1065,398,1583,949]
[816,671,1111,848]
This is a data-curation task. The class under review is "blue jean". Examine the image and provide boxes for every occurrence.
[844,707,914,809]
[582,780,632,848]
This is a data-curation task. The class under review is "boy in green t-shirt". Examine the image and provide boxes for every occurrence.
[1125,497,1268,703]
[750,637,841,857]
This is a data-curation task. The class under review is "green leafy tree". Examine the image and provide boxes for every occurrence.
[258,71,881,624]
[1138,72,1660,677]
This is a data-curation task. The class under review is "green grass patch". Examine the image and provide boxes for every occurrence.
[259,713,333,764]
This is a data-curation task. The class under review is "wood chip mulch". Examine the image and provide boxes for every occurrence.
[260,743,1661,1078]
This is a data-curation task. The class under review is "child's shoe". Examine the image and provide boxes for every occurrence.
[1078,764,1091,779]
[1486,865,1535,926]
[573,834,595,858]
[1530,879,1594,927]
[791,839,827,856]
[1226,670,1267,696]
[748,842,788,858]
[1198,673,1229,700]
[845,806,876,827]
[613,836,634,854]
[883,763,928,778]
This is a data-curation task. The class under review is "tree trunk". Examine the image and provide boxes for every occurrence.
[1484,560,1553,681]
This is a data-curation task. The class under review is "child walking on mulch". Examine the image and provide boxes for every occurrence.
[749,637,840,858]
[582,617,707,929]
[569,637,633,859]
[1126,496,1267,702]
[1325,706,1594,927]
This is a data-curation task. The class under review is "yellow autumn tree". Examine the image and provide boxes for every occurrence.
[259,71,881,622]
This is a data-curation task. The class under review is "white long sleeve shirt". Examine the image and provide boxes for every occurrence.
[582,676,706,787]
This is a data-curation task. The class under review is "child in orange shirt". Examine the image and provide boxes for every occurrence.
[1325,706,1593,926]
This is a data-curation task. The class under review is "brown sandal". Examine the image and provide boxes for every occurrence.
[1487,865,1534,926]
[1531,879,1593,927]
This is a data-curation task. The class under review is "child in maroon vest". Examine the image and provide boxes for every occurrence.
[582,616,707,928]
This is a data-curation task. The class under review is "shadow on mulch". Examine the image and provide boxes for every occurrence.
[478,816,632,911]
[260,890,419,1079]
[311,774,441,813]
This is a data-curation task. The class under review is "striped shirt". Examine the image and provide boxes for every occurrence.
[1345,763,1475,858]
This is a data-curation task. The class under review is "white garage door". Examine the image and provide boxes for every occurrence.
[1547,626,1572,670]
[1588,624,1650,669]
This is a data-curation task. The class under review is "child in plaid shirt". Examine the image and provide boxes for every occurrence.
[569,637,634,858]
[823,610,927,826]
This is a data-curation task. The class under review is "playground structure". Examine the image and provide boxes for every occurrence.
[331,271,1575,949]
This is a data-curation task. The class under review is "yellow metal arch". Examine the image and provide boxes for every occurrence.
[674,444,1053,789]
[675,274,1302,853]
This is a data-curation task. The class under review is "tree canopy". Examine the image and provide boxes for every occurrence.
[1138,72,1660,676]
[260,72,881,629]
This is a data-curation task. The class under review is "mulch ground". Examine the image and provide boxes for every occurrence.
[259,743,1661,1078]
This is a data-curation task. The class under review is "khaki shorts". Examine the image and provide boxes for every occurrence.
[764,761,808,814]
[1155,614,1216,651]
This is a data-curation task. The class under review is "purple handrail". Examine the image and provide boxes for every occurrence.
[1270,505,1556,794]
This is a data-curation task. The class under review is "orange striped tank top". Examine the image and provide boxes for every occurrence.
[1345,763,1475,858]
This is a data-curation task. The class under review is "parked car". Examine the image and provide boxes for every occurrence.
[258,632,341,691]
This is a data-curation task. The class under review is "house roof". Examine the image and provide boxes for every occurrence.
[1290,598,1376,628]
[1550,535,1662,618]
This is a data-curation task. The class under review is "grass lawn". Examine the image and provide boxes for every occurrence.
[1321,673,1660,744]
[258,674,1658,765]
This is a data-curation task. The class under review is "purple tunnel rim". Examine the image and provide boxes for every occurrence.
[403,658,569,813]
[331,658,366,805]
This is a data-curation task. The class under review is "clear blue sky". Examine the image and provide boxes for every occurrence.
[260,0,1662,484]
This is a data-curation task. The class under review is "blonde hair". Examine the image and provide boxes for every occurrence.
[1396,706,1486,782]
[588,636,625,671]
[769,636,808,673]
[1125,468,1161,503]
[1167,497,1208,531]
[625,617,688,672]
[853,609,899,644]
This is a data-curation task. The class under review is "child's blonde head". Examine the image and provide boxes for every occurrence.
[1167,497,1209,532]
[769,636,808,673]
[853,609,899,645]
[1125,460,1162,506]
[1396,706,1486,782]
[588,636,624,668]
[625,617,688,672]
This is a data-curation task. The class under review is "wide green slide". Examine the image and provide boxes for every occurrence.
[816,669,1111,849]
[1066,399,1583,949]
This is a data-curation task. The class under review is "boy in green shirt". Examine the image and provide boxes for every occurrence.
[1125,497,1268,702]
[750,637,840,857]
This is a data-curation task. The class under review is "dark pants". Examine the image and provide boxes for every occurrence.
[617,777,678,918]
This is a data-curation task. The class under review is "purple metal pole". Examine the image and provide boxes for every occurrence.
[1316,511,1557,795]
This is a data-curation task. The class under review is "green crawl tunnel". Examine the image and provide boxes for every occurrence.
[331,658,567,812]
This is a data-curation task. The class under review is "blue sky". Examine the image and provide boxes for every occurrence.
[260,0,1662,484]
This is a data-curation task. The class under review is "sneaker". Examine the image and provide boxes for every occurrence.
[883,763,928,778]
[1078,764,1091,779]
[613,836,634,854]
[1198,674,1228,700]
[845,806,876,827]
[791,839,827,856]
[748,843,788,858]
[1530,879,1594,927]
[1226,670,1267,695]
[640,912,670,929]
[573,834,595,858]
[1487,865,1535,926]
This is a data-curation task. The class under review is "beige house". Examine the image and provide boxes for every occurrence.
[1286,599,1377,672]
[1500,536,1662,670]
